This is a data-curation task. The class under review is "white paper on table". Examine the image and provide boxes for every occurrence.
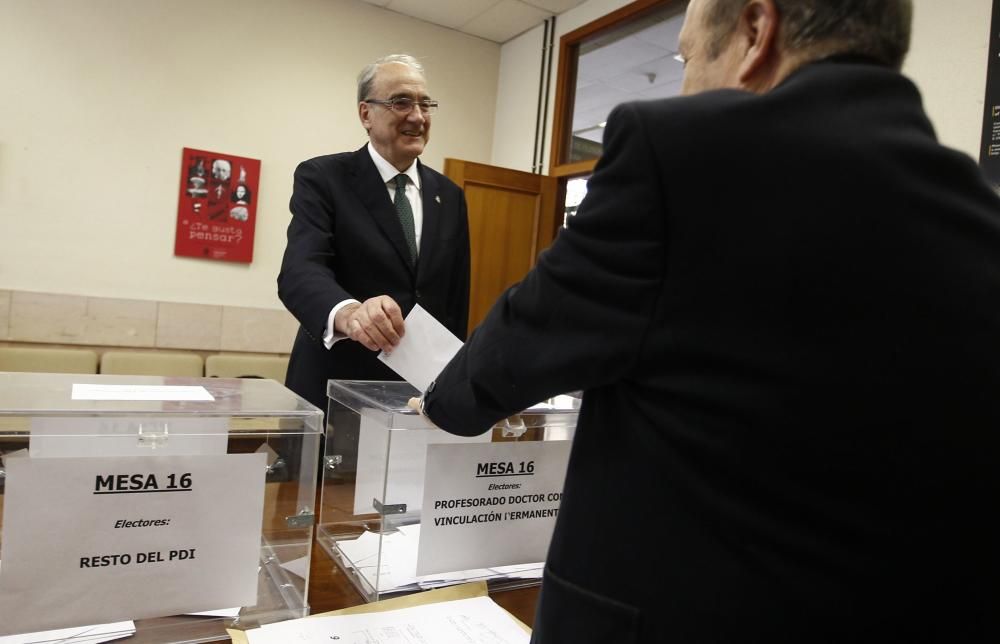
[0,620,135,644]
[336,530,419,593]
[72,384,214,401]
[71,383,215,401]
[0,454,265,635]
[334,526,541,594]
[245,596,528,644]
[278,556,310,580]
[377,304,462,392]
[186,607,241,617]
[0,449,27,466]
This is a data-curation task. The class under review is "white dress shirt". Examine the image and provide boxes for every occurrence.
[323,143,423,349]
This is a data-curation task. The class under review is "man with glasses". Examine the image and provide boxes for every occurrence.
[278,54,470,418]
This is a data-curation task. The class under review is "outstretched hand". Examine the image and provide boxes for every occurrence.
[336,295,405,353]
[407,396,440,428]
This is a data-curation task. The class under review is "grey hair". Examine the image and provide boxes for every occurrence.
[357,54,426,103]
[704,0,913,70]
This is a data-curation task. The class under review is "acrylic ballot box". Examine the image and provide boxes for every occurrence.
[0,372,322,643]
[318,379,580,602]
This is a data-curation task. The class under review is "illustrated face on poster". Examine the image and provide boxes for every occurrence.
[175,147,260,263]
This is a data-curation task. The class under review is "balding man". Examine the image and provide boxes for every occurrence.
[417,2,1000,641]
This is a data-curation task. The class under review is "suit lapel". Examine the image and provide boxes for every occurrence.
[349,146,415,273]
[418,161,441,272]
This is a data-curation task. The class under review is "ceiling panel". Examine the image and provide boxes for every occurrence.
[637,78,683,100]
[461,0,551,43]
[357,0,587,43]
[634,14,685,51]
[577,38,669,83]
[522,0,588,12]
[601,55,683,93]
[572,105,614,131]
[383,0,497,30]
[574,80,622,105]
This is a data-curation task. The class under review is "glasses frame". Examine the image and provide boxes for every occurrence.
[364,97,439,115]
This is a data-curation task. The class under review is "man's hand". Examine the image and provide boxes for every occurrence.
[408,396,524,437]
[335,295,405,353]
[407,396,440,428]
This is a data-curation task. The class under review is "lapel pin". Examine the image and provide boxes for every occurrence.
[435,195,441,204]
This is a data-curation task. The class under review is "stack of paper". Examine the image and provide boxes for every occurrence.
[244,596,528,644]
[333,524,542,594]
[0,621,136,644]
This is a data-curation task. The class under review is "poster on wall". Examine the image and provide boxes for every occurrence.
[979,0,1000,188]
[174,147,260,263]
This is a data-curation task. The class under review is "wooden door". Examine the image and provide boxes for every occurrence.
[444,159,559,333]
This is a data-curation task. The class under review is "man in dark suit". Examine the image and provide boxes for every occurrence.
[417,1,1000,641]
[278,54,470,416]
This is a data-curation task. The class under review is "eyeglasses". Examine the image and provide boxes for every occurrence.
[364,97,439,115]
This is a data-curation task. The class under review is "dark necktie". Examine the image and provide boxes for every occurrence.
[393,174,418,264]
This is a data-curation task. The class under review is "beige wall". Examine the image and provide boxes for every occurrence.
[492,0,633,172]
[492,0,993,171]
[0,0,500,312]
[0,289,299,354]
[907,0,991,157]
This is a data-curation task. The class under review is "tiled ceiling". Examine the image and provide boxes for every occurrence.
[361,0,589,43]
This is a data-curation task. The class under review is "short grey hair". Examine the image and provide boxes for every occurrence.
[704,0,913,70]
[357,54,426,104]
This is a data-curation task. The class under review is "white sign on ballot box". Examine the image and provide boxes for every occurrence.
[416,440,572,576]
[0,453,266,636]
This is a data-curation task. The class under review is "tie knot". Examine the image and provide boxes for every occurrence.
[394,174,408,191]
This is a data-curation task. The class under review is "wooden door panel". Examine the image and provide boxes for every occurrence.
[444,160,558,333]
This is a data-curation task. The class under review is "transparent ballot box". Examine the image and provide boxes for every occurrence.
[0,372,323,643]
[319,380,579,602]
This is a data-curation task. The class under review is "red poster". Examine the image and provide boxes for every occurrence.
[175,147,260,263]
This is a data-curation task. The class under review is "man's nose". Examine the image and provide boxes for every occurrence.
[406,107,426,125]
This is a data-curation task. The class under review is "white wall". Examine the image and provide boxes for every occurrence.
[905,0,991,158]
[492,22,548,173]
[0,0,500,309]
[492,0,993,171]
[492,0,633,172]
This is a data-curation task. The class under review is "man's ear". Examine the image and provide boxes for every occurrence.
[735,0,781,89]
[359,102,372,131]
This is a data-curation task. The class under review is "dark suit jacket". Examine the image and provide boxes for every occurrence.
[278,146,469,414]
[424,59,1000,642]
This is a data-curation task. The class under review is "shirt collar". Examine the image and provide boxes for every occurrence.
[367,142,422,190]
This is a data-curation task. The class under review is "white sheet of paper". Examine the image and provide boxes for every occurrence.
[0,621,135,644]
[72,384,214,401]
[279,556,310,580]
[333,525,542,595]
[0,454,265,635]
[244,596,528,644]
[377,304,462,391]
[186,607,241,617]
